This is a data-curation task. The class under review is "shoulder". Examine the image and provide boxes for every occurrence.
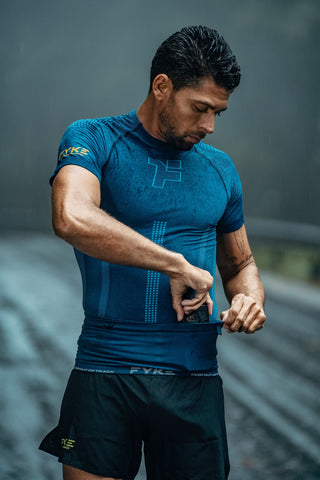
[59,112,137,152]
[61,118,106,141]
[63,110,138,143]
[196,142,242,202]
[195,142,239,177]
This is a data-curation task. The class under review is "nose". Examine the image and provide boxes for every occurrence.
[199,113,215,134]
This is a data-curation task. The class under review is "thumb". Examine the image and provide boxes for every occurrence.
[220,309,232,331]
[220,310,229,322]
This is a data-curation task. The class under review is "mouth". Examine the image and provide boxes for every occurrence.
[186,135,203,144]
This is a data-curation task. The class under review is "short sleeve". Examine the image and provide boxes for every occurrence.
[216,166,244,234]
[50,120,107,185]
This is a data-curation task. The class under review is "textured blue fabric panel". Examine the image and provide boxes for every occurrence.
[75,316,222,375]
[51,110,244,374]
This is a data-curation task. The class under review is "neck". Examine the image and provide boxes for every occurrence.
[136,95,164,142]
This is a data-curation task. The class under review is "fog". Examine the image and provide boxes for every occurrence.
[1,0,319,230]
[1,4,320,478]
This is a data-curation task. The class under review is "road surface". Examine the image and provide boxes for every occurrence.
[0,233,319,479]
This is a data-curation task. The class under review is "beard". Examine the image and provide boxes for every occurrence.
[159,104,205,151]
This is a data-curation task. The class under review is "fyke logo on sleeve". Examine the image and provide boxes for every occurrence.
[59,146,90,159]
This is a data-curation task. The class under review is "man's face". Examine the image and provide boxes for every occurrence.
[159,77,230,151]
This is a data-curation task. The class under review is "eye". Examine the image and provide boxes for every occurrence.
[194,105,208,113]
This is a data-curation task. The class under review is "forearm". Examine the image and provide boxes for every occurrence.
[52,165,214,320]
[222,261,265,308]
[53,196,184,276]
[217,226,266,333]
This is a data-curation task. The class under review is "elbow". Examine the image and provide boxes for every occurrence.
[52,217,68,240]
[52,207,79,242]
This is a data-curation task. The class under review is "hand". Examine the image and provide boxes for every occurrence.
[169,264,214,322]
[220,293,266,334]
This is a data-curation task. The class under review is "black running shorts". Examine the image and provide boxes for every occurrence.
[39,370,229,480]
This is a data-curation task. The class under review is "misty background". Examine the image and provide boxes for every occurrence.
[1,0,319,231]
[1,1,320,479]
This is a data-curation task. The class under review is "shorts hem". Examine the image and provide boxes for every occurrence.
[40,450,133,479]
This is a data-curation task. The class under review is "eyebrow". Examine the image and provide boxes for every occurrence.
[194,101,228,113]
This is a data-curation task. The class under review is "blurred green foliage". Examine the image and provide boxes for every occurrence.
[253,245,320,286]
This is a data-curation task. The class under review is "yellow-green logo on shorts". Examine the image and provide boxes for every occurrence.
[61,438,75,450]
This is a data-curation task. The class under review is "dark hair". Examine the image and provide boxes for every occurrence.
[150,25,241,92]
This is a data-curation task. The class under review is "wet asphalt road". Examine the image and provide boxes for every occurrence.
[0,233,319,480]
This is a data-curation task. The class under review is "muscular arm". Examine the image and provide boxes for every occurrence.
[52,165,213,320]
[217,225,266,333]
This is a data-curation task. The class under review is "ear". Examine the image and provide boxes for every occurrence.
[152,74,173,101]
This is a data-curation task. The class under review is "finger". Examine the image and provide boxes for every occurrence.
[228,299,255,332]
[206,294,213,316]
[228,296,264,333]
[232,303,260,332]
[172,295,186,322]
[221,311,241,333]
[240,304,262,332]
[246,312,266,334]
[220,311,233,332]
[181,293,213,316]
[220,310,228,321]
[181,291,208,313]
[222,295,244,330]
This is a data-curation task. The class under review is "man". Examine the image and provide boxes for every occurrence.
[40,25,266,480]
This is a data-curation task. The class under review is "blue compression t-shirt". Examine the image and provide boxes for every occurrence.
[51,110,244,375]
